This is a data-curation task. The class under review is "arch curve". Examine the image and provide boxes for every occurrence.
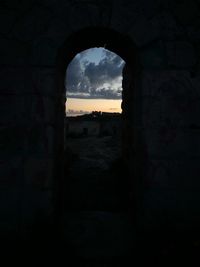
[56,27,138,80]
[53,27,140,220]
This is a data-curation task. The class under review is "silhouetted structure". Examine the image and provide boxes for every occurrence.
[66,112,122,137]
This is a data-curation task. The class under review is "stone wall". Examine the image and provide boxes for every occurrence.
[1,0,200,238]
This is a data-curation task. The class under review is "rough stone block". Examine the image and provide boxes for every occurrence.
[145,158,200,190]
[30,69,56,96]
[141,41,165,68]
[25,124,54,155]
[187,25,200,42]
[30,38,58,66]
[64,211,134,259]
[139,0,161,18]
[144,128,200,159]
[40,71,56,96]
[27,125,47,155]
[46,126,54,154]
[44,97,55,123]
[171,0,199,25]
[0,96,31,124]
[20,188,53,222]
[111,1,141,33]
[0,38,29,65]
[42,18,70,46]
[142,70,192,96]
[30,96,55,123]
[0,68,36,94]
[29,96,44,122]
[142,186,200,231]
[67,2,98,32]
[0,188,20,236]
[24,158,54,189]
[142,95,200,128]
[159,12,184,41]
[143,157,200,227]
[142,71,200,127]
[1,0,34,9]
[0,157,23,186]
[129,16,160,46]
[12,6,52,41]
[166,42,196,68]
[1,126,26,157]
[0,10,17,34]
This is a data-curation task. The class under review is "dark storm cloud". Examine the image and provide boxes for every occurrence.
[66,57,90,93]
[90,87,122,99]
[65,49,125,99]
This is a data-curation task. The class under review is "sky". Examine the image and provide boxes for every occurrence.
[65,48,125,116]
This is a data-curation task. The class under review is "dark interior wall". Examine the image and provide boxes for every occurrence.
[1,0,200,238]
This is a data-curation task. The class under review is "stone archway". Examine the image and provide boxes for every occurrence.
[54,27,141,221]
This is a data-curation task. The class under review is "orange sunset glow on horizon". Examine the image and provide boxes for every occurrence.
[66,97,122,116]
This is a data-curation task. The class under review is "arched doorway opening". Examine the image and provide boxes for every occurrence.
[64,47,124,211]
[54,27,140,223]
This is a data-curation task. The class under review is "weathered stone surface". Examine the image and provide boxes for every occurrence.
[44,97,55,123]
[111,1,141,33]
[0,38,29,65]
[145,158,200,189]
[0,69,21,93]
[0,10,17,34]
[11,6,52,41]
[139,0,161,18]
[1,0,200,251]
[30,69,56,96]
[0,96,31,124]
[142,95,200,128]
[142,71,200,128]
[1,126,26,156]
[166,42,196,68]
[187,25,200,42]
[141,41,165,68]
[26,125,47,155]
[0,157,23,186]
[144,129,200,159]
[0,188,20,235]
[170,0,199,25]
[142,186,200,230]
[30,38,58,66]
[64,211,134,260]
[159,12,184,41]
[24,158,54,189]
[42,18,71,45]
[46,126,54,154]
[129,16,160,46]
[142,70,191,96]
[18,187,53,238]
[0,0,34,9]
[29,96,55,123]
[67,2,101,31]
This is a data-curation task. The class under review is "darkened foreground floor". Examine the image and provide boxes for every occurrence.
[2,136,200,265]
[2,228,200,266]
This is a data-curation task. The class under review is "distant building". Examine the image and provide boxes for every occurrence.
[66,120,100,137]
[65,112,122,137]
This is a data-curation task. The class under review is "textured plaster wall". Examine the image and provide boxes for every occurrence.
[1,0,200,238]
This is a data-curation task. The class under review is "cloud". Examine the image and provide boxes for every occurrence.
[65,57,90,93]
[65,49,125,99]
